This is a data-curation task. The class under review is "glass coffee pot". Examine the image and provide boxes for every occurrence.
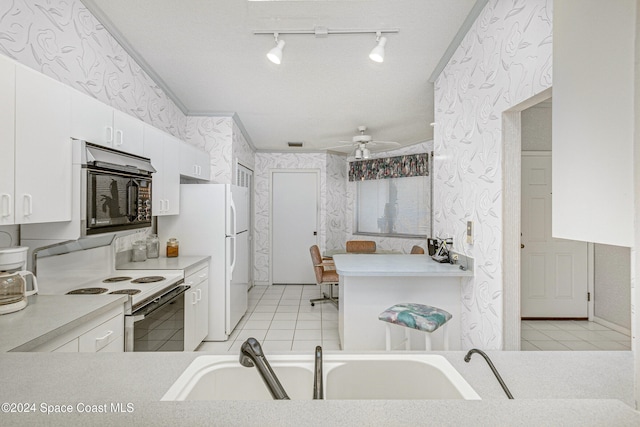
[0,270,39,315]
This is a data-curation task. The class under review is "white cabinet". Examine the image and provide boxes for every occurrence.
[14,64,72,225]
[184,262,209,351]
[143,126,180,216]
[0,55,15,225]
[31,305,124,353]
[71,89,144,156]
[179,142,211,181]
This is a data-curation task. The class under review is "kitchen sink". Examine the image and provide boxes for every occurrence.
[161,353,481,401]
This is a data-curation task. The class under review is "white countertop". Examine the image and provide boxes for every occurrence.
[0,294,127,352]
[117,256,210,271]
[0,351,636,425]
[333,254,474,277]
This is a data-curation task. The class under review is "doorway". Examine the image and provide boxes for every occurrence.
[236,163,254,289]
[521,151,588,318]
[271,170,319,284]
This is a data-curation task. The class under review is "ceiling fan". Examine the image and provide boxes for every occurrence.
[328,126,400,159]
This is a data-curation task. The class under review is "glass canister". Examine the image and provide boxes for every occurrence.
[166,238,179,258]
[146,234,160,259]
[132,240,147,262]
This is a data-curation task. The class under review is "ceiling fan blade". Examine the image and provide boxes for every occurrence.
[370,140,400,146]
[326,143,355,150]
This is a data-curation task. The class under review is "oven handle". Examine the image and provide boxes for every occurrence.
[130,284,190,321]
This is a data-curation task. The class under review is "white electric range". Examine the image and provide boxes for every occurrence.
[35,245,187,352]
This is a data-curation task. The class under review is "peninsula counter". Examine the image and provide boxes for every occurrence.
[333,254,473,351]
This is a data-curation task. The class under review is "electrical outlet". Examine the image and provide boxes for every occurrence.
[451,254,459,263]
[466,221,473,244]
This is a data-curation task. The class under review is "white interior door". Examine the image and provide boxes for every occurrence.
[521,153,588,318]
[272,170,318,284]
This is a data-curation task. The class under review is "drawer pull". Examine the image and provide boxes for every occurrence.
[95,330,113,351]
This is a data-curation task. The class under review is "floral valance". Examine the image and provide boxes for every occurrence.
[348,153,429,181]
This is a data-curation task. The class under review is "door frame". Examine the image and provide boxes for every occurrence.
[269,168,320,285]
[503,88,596,350]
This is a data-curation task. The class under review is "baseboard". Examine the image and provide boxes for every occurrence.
[254,281,270,287]
[522,317,587,321]
[592,316,631,337]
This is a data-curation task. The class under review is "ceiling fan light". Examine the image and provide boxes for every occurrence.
[267,39,285,64]
[363,147,371,159]
[369,35,387,63]
[355,148,363,159]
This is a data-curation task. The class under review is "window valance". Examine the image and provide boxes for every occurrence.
[348,153,429,181]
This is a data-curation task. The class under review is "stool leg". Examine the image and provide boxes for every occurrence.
[424,332,432,351]
[442,323,449,351]
[385,323,391,351]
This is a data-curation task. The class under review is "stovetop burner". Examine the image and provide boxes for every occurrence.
[109,289,141,295]
[102,276,133,283]
[131,276,165,284]
[66,287,109,295]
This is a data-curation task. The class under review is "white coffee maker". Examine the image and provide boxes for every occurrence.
[0,247,38,315]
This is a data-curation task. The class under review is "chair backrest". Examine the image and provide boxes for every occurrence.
[309,245,324,284]
[346,240,376,253]
[410,245,425,254]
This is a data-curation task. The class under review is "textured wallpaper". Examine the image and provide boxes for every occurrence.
[433,0,552,349]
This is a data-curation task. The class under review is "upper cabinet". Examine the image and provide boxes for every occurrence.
[180,142,211,181]
[552,0,634,247]
[14,64,72,225]
[143,125,180,216]
[71,90,144,156]
[0,55,15,225]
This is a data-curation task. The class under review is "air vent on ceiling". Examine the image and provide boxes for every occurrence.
[288,142,303,147]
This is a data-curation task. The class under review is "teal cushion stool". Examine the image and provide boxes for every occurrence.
[378,303,452,351]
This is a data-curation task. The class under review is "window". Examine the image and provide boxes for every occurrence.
[355,176,429,238]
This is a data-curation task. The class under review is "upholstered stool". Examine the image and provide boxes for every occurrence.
[378,303,452,351]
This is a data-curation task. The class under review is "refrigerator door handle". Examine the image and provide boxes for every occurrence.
[229,195,237,237]
[228,235,237,277]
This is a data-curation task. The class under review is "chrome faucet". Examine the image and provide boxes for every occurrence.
[464,348,514,399]
[239,337,290,400]
[313,345,323,399]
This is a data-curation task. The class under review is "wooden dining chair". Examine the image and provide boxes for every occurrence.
[346,240,376,253]
[410,245,425,254]
[309,245,339,308]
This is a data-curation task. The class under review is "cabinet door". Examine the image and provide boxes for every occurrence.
[15,65,72,224]
[113,109,144,155]
[163,137,181,215]
[70,90,114,147]
[195,278,209,344]
[0,55,15,225]
[179,142,198,178]
[184,287,198,351]
[195,148,211,181]
[143,125,166,216]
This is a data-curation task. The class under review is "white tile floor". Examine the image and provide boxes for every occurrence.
[521,320,631,351]
[197,285,632,353]
[197,284,341,354]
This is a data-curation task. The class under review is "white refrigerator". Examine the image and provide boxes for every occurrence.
[159,183,249,341]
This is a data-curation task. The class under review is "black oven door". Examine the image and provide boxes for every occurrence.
[86,169,152,234]
[126,285,189,352]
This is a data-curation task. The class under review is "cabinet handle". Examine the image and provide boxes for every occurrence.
[193,164,198,176]
[1,194,11,217]
[192,291,197,305]
[115,129,123,146]
[165,199,170,212]
[106,126,114,144]
[198,273,207,280]
[23,194,33,216]
[95,330,113,351]
[197,288,202,302]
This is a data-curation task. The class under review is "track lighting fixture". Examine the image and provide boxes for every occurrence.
[267,33,285,65]
[369,31,387,63]
[255,27,398,65]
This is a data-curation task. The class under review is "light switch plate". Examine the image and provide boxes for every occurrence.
[466,221,473,244]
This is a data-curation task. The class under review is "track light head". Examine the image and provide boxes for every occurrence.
[369,32,387,63]
[267,33,285,64]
